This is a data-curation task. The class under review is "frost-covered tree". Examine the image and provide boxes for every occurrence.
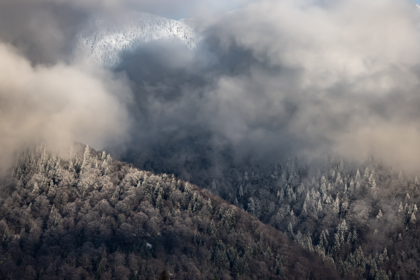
[364,167,370,179]
[398,202,404,213]
[410,212,416,224]
[247,197,256,214]
[287,222,294,238]
[333,196,340,214]
[376,209,383,220]
[398,171,403,181]
[355,169,361,181]
[81,145,91,172]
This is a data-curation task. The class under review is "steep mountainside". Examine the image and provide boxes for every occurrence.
[0,144,338,280]
[73,12,200,67]
[123,147,420,280]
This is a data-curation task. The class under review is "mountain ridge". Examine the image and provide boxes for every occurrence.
[73,12,200,68]
[0,143,339,279]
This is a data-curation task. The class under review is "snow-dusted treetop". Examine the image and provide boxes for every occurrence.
[74,12,200,68]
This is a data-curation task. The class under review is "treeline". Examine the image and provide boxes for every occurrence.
[0,144,338,280]
[232,157,420,280]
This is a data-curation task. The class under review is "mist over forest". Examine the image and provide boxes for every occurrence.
[1,0,420,279]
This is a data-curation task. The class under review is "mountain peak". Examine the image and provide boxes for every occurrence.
[73,12,200,68]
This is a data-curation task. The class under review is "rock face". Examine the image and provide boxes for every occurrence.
[73,12,200,68]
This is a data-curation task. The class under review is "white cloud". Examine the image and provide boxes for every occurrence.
[0,43,131,171]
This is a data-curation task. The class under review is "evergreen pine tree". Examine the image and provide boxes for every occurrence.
[376,210,383,220]
[410,212,416,224]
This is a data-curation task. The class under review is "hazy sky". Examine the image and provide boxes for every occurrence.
[1,0,420,174]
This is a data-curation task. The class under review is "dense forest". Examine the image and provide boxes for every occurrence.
[120,146,420,280]
[2,0,420,279]
[0,144,339,279]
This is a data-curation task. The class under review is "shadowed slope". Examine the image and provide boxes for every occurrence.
[0,144,338,279]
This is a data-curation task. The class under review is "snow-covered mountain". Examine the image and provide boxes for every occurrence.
[74,12,201,68]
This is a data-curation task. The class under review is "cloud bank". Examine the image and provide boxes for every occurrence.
[2,0,420,176]
[112,0,420,174]
[206,0,420,169]
[0,43,131,172]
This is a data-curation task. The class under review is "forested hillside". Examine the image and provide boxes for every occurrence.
[121,149,420,279]
[0,144,338,280]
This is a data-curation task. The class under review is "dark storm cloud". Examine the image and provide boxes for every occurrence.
[0,0,242,173]
[2,0,420,175]
[0,1,84,64]
[115,0,420,174]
